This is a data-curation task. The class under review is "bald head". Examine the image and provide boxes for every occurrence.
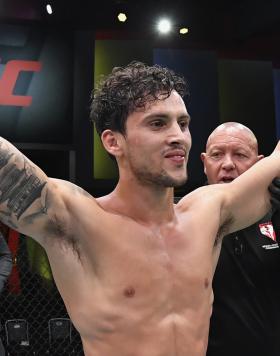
[206,122,259,154]
[201,122,263,184]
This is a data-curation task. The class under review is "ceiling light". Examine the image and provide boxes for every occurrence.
[157,18,172,34]
[118,13,127,22]
[179,27,189,35]
[46,4,53,15]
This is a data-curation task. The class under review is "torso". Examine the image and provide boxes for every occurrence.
[42,187,226,356]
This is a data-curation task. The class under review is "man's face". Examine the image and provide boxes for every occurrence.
[201,128,263,184]
[121,90,192,188]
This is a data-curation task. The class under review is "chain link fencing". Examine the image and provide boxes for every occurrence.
[0,234,84,355]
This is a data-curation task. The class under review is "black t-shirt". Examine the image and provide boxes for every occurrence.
[207,212,280,356]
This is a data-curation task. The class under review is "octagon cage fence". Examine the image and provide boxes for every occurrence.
[0,233,84,355]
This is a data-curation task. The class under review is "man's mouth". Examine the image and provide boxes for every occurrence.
[165,149,186,163]
[220,177,235,183]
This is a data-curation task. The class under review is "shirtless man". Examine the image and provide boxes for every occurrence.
[0,61,280,356]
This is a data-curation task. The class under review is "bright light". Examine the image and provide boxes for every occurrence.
[118,12,127,22]
[46,4,53,14]
[157,18,172,34]
[179,27,189,34]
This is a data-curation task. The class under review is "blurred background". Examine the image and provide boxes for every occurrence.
[0,0,280,354]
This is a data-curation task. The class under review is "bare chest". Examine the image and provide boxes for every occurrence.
[87,220,214,308]
[49,215,215,354]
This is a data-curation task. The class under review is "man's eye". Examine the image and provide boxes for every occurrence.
[211,152,222,159]
[236,153,246,158]
[179,121,188,130]
[150,120,164,128]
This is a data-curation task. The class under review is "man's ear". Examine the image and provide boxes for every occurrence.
[257,154,264,161]
[200,152,207,175]
[101,130,123,157]
[200,152,206,162]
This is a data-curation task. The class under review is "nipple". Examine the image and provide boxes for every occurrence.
[204,278,209,289]
[124,286,135,298]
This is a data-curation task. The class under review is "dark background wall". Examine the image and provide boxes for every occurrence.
[1,0,280,197]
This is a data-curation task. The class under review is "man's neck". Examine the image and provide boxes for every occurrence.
[97,180,176,226]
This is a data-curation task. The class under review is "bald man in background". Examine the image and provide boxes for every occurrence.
[201,122,280,356]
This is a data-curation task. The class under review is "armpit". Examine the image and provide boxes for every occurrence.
[43,215,81,260]
[214,214,234,246]
[44,213,68,238]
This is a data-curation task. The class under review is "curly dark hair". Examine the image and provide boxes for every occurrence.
[90,61,189,136]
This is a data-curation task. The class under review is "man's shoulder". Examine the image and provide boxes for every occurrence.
[177,185,225,213]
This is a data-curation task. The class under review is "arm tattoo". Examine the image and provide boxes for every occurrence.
[0,145,46,220]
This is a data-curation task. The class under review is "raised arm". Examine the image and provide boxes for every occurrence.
[0,137,77,244]
[0,232,12,292]
[221,140,280,233]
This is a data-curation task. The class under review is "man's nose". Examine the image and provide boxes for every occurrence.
[167,123,188,145]
[222,155,235,170]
